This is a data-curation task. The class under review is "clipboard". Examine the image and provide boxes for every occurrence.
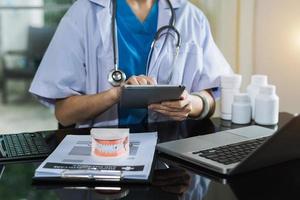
[32,153,157,186]
[120,85,185,108]
[32,133,157,186]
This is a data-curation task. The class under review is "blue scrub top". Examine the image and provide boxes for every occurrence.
[29,0,234,128]
[117,0,158,126]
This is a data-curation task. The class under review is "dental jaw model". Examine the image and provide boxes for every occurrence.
[91,128,129,159]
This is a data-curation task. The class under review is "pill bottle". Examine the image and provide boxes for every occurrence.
[254,85,279,125]
[221,74,242,120]
[246,75,268,119]
[232,93,252,124]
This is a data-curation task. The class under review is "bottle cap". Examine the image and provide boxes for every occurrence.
[259,85,276,95]
[250,75,268,86]
[234,93,251,103]
[221,74,242,89]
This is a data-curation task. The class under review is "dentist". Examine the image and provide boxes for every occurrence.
[30,0,232,127]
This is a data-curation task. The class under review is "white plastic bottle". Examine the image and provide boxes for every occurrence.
[221,74,242,120]
[232,93,252,124]
[246,75,268,119]
[254,85,279,125]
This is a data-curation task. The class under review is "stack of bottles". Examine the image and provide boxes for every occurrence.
[220,74,279,125]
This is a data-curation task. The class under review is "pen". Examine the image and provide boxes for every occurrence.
[61,169,122,181]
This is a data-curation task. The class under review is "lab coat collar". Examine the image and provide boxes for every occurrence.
[157,0,186,27]
[88,0,185,9]
[161,0,185,9]
[88,0,110,8]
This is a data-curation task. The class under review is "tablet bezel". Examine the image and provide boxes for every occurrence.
[120,85,186,108]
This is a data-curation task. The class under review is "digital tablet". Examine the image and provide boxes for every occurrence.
[120,85,185,108]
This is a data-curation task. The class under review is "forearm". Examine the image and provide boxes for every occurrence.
[55,87,121,126]
[189,90,215,119]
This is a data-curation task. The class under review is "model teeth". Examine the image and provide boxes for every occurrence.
[96,143,123,153]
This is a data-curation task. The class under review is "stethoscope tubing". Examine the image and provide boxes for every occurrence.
[110,0,181,86]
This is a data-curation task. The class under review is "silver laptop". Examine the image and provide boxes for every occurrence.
[157,115,300,175]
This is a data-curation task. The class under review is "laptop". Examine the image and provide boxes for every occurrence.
[0,132,51,163]
[157,115,300,175]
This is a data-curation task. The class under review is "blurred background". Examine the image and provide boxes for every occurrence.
[0,0,299,133]
[0,0,74,133]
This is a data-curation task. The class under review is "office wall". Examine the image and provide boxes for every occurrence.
[191,0,239,72]
[192,0,256,87]
[192,0,240,117]
[254,0,300,114]
[193,0,299,114]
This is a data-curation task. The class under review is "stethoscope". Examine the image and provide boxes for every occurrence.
[108,0,182,87]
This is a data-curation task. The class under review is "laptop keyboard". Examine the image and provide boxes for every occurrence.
[0,133,50,159]
[192,137,270,165]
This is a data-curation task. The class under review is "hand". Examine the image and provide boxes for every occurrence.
[125,75,157,85]
[111,75,156,101]
[148,90,192,121]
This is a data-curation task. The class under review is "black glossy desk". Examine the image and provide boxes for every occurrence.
[0,113,298,200]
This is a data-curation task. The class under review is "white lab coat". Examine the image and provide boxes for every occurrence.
[29,0,233,127]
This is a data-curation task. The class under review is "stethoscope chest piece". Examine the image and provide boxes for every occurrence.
[108,69,127,86]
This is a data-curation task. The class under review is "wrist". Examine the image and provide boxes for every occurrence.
[109,86,122,103]
[188,94,204,118]
[189,92,213,120]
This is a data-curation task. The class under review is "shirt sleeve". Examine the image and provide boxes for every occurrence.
[191,15,233,98]
[29,14,86,108]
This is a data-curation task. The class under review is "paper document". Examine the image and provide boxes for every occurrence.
[34,132,157,180]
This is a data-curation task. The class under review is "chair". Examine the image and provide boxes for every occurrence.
[0,26,55,103]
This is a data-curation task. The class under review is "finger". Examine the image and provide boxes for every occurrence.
[149,104,178,113]
[158,110,189,119]
[161,99,190,110]
[149,103,191,121]
[146,76,157,85]
[126,76,139,85]
[148,103,160,110]
[139,75,157,85]
[152,109,189,121]
[150,102,192,113]
[180,90,189,100]
[157,90,189,109]
[135,77,148,85]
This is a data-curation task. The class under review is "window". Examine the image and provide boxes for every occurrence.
[0,0,74,53]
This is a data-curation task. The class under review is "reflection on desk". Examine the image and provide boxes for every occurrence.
[153,168,210,198]
[0,112,298,200]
